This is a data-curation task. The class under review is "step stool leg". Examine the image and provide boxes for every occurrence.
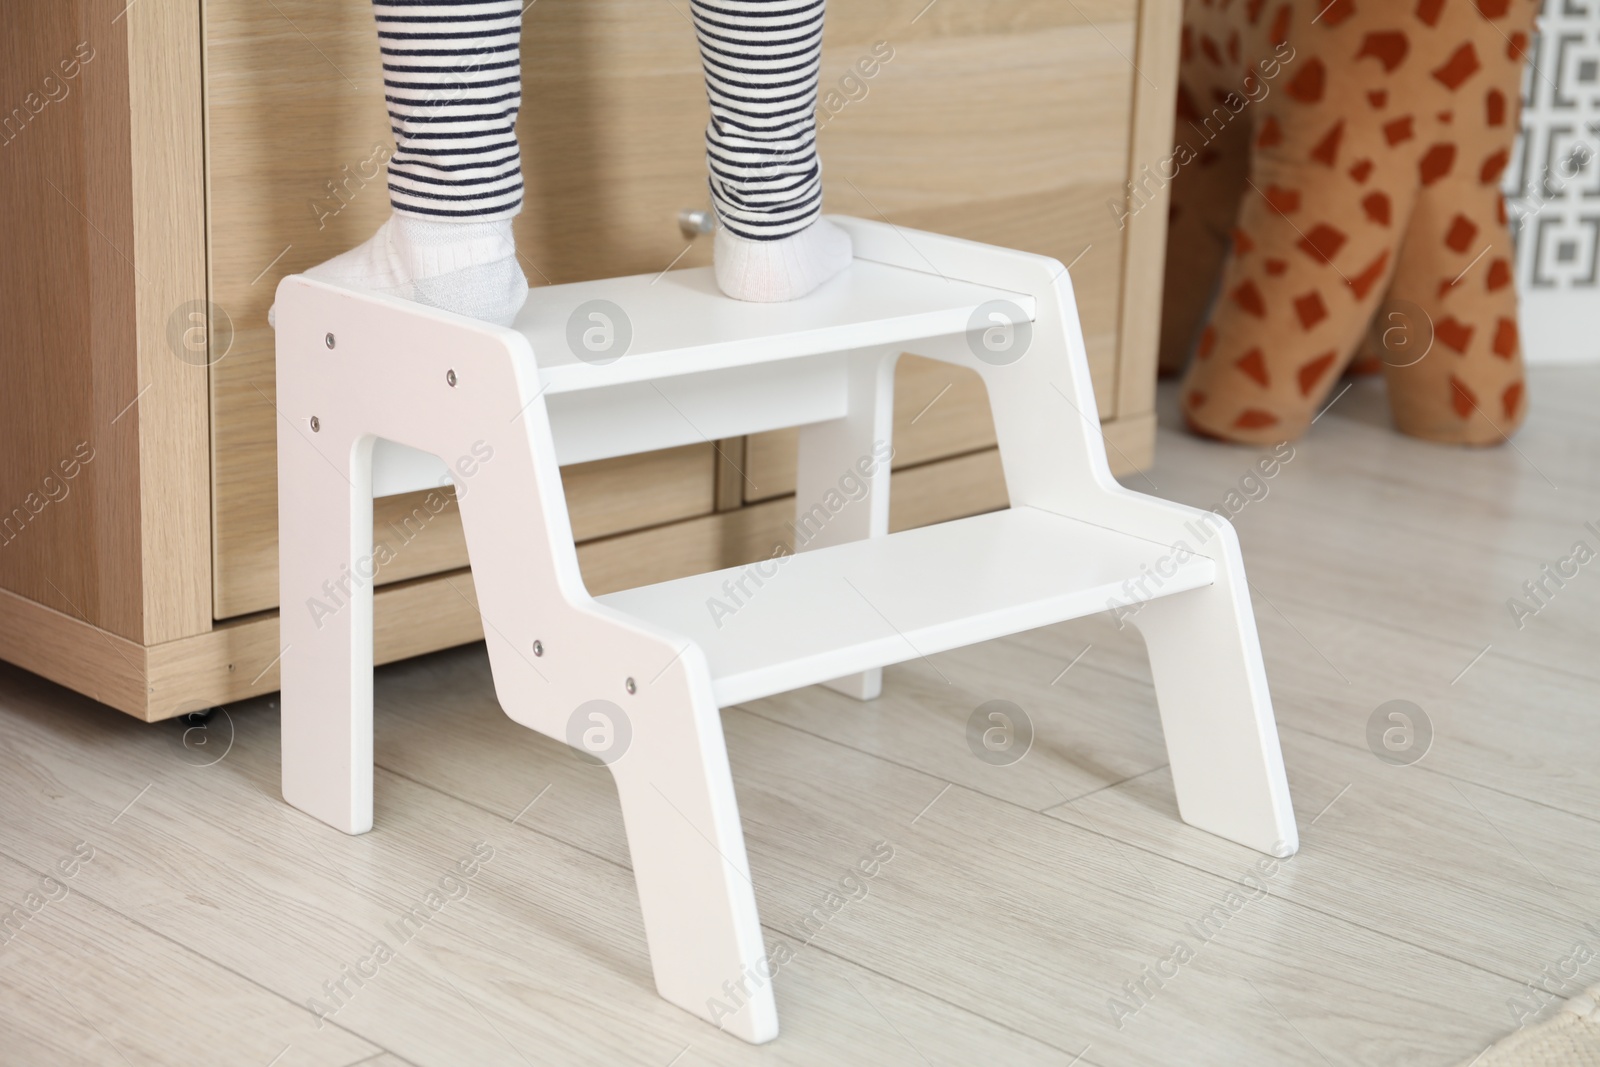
[793,348,898,700]
[278,425,377,836]
[606,674,777,1043]
[1128,534,1298,857]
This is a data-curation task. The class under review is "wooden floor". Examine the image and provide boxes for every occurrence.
[3,367,1598,1067]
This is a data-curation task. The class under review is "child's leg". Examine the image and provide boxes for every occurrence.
[289,0,529,326]
[694,0,852,301]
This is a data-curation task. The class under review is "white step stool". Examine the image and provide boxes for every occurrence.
[274,216,1297,1044]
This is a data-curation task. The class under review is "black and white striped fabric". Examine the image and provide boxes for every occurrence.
[374,0,525,221]
[371,0,827,237]
[692,0,826,242]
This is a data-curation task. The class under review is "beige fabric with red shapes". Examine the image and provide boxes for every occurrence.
[1161,0,1536,445]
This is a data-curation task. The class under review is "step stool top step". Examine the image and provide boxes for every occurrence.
[514,261,1035,393]
[597,507,1215,708]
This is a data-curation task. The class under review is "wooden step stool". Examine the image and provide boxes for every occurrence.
[274,216,1298,1043]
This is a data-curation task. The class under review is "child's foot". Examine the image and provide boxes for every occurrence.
[713,218,852,302]
[271,215,528,327]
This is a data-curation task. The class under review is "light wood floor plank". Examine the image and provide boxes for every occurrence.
[1044,728,1600,997]
[0,850,379,1067]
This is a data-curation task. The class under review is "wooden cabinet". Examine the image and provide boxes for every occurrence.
[0,0,1179,720]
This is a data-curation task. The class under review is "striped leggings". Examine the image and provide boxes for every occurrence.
[374,0,826,242]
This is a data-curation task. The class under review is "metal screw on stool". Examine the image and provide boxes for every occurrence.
[325,333,336,350]
[532,640,543,657]
[625,677,637,695]
[309,416,321,432]
[446,369,457,387]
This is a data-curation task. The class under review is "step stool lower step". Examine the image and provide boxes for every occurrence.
[598,506,1215,707]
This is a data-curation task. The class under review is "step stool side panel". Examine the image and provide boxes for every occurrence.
[842,237,1299,858]
[414,328,781,1043]
[276,277,776,1041]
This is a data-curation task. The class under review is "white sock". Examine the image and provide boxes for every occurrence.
[270,215,528,327]
[713,218,853,303]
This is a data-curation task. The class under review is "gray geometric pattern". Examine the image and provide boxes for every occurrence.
[1507,0,1600,290]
